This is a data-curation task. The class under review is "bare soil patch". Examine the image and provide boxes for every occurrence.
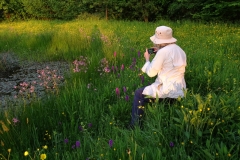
[0,60,70,108]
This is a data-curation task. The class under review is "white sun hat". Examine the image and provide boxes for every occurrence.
[150,26,177,44]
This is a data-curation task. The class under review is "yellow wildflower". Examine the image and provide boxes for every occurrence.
[40,153,47,160]
[43,145,48,149]
[0,121,9,132]
[24,151,29,156]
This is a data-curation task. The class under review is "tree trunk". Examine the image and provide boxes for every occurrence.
[144,16,148,22]
[105,6,108,20]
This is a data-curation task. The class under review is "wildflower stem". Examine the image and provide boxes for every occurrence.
[0,154,7,160]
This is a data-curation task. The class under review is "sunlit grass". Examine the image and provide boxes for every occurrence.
[0,19,240,159]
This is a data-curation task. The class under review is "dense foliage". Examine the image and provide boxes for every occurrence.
[0,0,240,22]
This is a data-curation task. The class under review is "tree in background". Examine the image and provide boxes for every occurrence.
[192,0,240,21]
[0,0,83,21]
[167,0,240,22]
[21,0,82,20]
[124,0,167,22]
[0,0,26,21]
[0,0,239,22]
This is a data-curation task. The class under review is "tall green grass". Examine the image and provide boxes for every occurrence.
[0,19,240,160]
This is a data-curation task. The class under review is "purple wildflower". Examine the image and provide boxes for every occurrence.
[114,51,117,57]
[125,95,129,101]
[72,56,89,73]
[170,142,174,147]
[79,126,83,131]
[112,66,115,73]
[133,57,136,62]
[129,58,137,70]
[88,123,92,128]
[129,65,133,69]
[109,139,113,148]
[72,145,75,149]
[64,138,69,144]
[115,88,120,97]
[12,118,20,124]
[98,58,111,75]
[138,51,141,57]
[123,86,127,93]
[121,64,124,70]
[76,141,81,148]
[104,67,110,73]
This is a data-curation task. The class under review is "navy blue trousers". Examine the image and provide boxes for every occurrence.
[130,87,175,127]
[130,87,153,126]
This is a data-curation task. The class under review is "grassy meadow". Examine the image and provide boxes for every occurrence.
[0,19,240,159]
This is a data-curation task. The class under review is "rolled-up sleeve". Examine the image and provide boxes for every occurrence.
[141,51,165,77]
[141,61,150,72]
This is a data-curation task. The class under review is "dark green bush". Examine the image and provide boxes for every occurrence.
[21,0,82,20]
[0,0,239,22]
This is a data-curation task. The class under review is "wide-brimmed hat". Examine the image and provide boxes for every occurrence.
[150,26,177,44]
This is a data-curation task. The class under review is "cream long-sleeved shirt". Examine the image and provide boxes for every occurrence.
[141,44,187,98]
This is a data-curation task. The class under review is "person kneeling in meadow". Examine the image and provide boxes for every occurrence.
[130,26,187,128]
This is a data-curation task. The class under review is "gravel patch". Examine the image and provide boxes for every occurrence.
[0,61,71,109]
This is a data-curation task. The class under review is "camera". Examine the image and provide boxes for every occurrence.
[147,48,156,54]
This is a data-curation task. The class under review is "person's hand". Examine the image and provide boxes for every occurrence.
[152,47,159,53]
[144,48,150,62]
